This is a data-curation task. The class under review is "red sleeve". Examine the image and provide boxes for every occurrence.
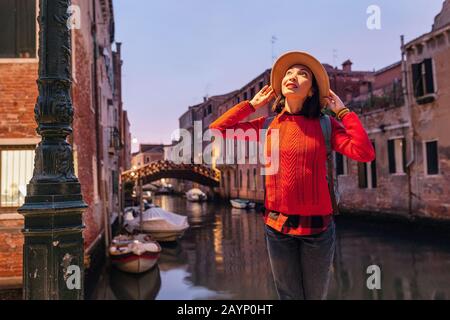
[330,112,376,163]
[209,101,266,141]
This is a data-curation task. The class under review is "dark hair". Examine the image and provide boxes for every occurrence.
[272,75,322,118]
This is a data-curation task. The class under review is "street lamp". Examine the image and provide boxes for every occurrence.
[18,0,87,300]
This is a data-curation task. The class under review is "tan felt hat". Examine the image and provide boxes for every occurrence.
[270,51,330,107]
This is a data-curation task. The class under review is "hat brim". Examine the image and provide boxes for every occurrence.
[270,51,330,107]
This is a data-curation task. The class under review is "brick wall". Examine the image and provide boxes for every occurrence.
[0,63,38,139]
[72,29,103,248]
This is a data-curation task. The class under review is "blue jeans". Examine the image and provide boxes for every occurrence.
[265,219,336,300]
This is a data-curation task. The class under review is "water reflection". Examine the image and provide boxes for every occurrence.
[89,195,450,300]
[328,218,450,300]
[110,267,161,300]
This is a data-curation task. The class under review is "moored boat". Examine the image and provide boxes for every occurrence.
[185,188,208,202]
[127,207,190,242]
[230,199,256,210]
[109,234,162,274]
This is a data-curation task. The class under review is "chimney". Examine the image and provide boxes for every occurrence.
[342,59,353,73]
[116,42,122,56]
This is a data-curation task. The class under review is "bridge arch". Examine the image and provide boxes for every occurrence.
[121,160,221,187]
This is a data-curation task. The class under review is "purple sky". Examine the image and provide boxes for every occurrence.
[113,0,445,148]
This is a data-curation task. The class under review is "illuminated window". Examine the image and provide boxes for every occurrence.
[1,147,35,207]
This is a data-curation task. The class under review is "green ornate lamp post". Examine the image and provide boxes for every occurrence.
[18,0,87,300]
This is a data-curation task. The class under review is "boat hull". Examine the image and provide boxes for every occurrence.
[138,227,188,242]
[111,252,160,274]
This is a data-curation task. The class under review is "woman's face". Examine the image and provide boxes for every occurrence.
[281,64,313,99]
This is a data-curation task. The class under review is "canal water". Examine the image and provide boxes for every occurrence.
[88,195,450,300]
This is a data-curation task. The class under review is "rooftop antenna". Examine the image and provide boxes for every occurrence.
[271,35,278,63]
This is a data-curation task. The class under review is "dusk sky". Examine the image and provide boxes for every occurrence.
[113,0,445,147]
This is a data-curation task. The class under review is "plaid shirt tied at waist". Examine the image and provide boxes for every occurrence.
[264,210,333,236]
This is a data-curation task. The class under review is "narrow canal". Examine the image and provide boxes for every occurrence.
[88,195,450,300]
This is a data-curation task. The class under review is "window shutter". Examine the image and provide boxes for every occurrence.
[335,152,344,176]
[423,59,435,94]
[402,138,407,173]
[388,140,396,174]
[371,158,377,188]
[16,0,36,58]
[370,141,377,188]
[0,0,16,58]
[358,162,367,189]
[426,141,439,175]
[412,63,424,98]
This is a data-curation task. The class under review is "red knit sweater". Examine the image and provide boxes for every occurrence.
[209,101,376,216]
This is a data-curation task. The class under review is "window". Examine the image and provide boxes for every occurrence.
[0,0,37,58]
[246,169,250,190]
[243,92,248,101]
[207,105,212,114]
[358,162,367,189]
[388,138,406,174]
[335,153,347,176]
[245,139,249,159]
[412,59,435,101]
[233,171,238,189]
[425,140,439,175]
[250,87,255,99]
[259,81,264,90]
[358,141,377,189]
[1,146,35,208]
[112,170,119,195]
[253,168,257,190]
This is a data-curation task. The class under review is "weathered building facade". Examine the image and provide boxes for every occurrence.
[131,144,165,168]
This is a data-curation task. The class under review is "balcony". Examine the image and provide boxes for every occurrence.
[348,90,405,113]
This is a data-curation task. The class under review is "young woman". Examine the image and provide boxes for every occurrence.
[210,51,376,300]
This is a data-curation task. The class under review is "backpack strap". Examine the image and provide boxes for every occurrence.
[260,116,275,214]
[319,115,332,160]
[320,115,340,215]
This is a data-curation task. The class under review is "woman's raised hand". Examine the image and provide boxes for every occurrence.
[324,90,346,114]
[250,85,276,110]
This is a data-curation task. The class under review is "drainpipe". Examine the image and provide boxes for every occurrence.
[401,35,415,217]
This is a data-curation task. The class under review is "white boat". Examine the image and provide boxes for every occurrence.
[109,234,162,274]
[185,188,207,202]
[128,207,190,242]
[230,199,256,210]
